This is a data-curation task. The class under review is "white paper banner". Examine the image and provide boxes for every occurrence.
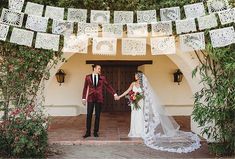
[234,33,235,44]
[0,8,24,27]
[127,23,148,37]
[122,38,146,55]
[63,35,88,53]
[184,2,205,19]
[160,7,180,21]
[10,28,34,47]
[90,10,110,24]
[207,0,230,14]
[151,21,172,37]
[209,27,235,48]
[24,2,44,16]
[102,24,123,38]
[114,11,134,24]
[77,23,99,37]
[92,37,117,55]
[176,18,196,34]
[151,36,176,55]
[35,33,60,51]
[45,6,64,20]
[52,20,74,35]
[180,32,205,52]
[25,15,48,32]
[137,10,157,23]
[0,23,9,41]
[197,14,218,30]
[9,0,24,12]
[67,8,87,22]
[218,8,235,25]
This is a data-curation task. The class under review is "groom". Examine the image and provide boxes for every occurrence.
[82,64,118,138]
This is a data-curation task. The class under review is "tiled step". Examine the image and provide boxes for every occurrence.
[49,138,143,145]
[48,112,194,145]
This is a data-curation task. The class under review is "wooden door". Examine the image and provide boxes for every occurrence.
[102,66,137,112]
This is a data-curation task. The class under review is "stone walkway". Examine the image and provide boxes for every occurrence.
[48,143,215,159]
[48,112,215,158]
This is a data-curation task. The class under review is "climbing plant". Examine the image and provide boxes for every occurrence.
[0,41,63,157]
[192,44,235,156]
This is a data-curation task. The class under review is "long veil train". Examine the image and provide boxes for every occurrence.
[141,74,201,153]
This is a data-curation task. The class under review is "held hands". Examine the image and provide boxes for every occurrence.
[82,99,86,106]
[114,94,120,101]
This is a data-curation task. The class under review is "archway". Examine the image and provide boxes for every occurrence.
[43,41,202,135]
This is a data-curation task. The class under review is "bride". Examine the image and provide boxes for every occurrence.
[117,71,201,153]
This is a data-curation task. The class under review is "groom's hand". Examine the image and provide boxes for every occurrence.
[82,99,86,105]
[115,96,120,100]
[114,94,119,100]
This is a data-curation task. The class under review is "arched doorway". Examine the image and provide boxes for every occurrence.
[44,46,203,135]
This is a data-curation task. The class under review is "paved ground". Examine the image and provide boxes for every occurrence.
[48,112,190,145]
[48,142,215,159]
[47,113,218,158]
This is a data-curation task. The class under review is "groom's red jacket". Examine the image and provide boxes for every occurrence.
[82,74,116,103]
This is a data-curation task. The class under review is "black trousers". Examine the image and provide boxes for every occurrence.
[86,102,102,134]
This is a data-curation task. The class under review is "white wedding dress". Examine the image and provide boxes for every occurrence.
[128,85,144,137]
[128,74,201,153]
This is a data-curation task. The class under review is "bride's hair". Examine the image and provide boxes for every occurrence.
[135,71,143,88]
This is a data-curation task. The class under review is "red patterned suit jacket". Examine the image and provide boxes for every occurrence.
[82,74,116,103]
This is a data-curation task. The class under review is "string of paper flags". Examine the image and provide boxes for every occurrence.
[0,0,234,55]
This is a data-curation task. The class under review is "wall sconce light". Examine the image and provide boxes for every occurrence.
[55,69,66,85]
[173,69,183,85]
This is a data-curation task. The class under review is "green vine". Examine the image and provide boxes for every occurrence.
[0,41,63,157]
[192,44,235,156]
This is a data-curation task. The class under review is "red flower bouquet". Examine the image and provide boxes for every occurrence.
[125,90,144,110]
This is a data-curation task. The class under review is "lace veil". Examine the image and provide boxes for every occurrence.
[140,73,201,153]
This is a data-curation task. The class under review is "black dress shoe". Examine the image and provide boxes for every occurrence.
[93,132,99,137]
[83,133,91,138]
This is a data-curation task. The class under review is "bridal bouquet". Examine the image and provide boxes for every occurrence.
[125,90,144,110]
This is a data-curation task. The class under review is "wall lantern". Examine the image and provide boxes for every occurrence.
[173,69,183,85]
[55,69,66,85]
